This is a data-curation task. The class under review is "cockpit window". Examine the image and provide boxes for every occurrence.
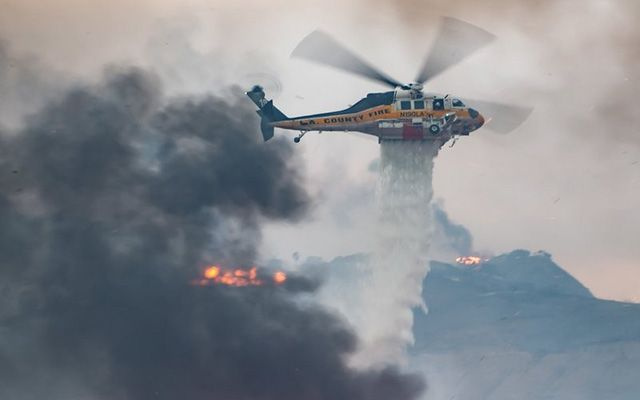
[452,99,465,107]
[400,101,411,110]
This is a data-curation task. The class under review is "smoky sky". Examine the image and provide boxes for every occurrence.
[432,202,473,257]
[0,40,65,128]
[0,59,424,399]
[375,0,640,148]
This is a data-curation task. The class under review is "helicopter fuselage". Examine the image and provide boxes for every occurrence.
[273,88,484,142]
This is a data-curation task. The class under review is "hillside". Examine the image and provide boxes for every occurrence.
[411,250,640,400]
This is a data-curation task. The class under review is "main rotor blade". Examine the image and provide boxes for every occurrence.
[462,98,533,134]
[415,17,496,84]
[292,30,405,89]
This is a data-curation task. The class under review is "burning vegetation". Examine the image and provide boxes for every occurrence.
[456,256,488,266]
[194,265,287,287]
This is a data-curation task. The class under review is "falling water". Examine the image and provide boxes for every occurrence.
[352,140,442,367]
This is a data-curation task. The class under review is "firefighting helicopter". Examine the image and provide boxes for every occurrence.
[246,17,532,145]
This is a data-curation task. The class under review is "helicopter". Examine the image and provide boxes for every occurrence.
[246,17,532,145]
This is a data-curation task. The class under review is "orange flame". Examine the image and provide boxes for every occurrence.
[273,271,287,284]
[204,266,220,279]
[455,256,487,266]
[195,265,287,287]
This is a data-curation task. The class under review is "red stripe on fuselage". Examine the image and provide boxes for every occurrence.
[402,124,424,140]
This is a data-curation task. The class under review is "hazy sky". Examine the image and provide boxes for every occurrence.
[1,0,639,301]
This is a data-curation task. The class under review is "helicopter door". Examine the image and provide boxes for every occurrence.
[433,98,444,111]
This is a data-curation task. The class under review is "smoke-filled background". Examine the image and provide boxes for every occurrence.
[0,63,426,398]
[1,0,639,300]
[1,0,640,398]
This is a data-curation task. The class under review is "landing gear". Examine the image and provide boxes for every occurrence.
[294,131,306,143]
[428,124,440,135]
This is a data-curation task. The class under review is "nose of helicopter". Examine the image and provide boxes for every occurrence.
[468,108,485,130]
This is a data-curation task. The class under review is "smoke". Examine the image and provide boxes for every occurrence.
[0,40,66,129]
[430,201,474,261]
[351,141,442,367]
[369,0,640,149]
[0,61,425,399]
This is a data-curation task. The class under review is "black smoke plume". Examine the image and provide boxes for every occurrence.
[0,66,424,400]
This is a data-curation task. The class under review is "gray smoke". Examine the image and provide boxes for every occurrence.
[430,201,474,261]
[0,40,65,129]
[370,0,640,149]
[0,62,425,400]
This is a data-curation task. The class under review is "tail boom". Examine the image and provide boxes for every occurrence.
[246,85,288,141]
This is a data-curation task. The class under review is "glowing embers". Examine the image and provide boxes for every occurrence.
[273,271,287,284]
[455,256,488,266]
[195,265,287,287]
